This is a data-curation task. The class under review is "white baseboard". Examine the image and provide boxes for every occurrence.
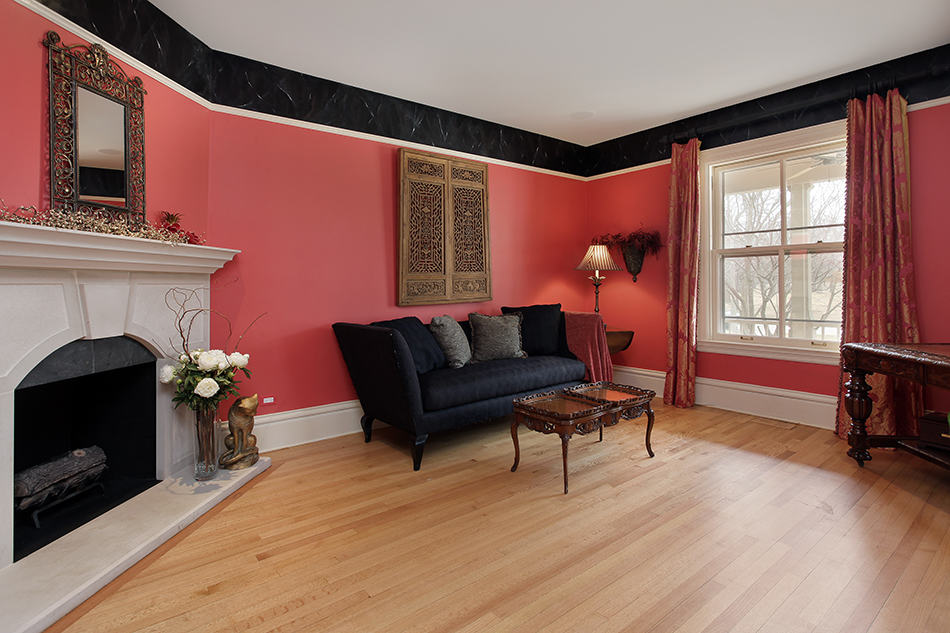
[251,368,837,456]
[253,400,364,452]
[612,366,667,395]
[613,365,837,430]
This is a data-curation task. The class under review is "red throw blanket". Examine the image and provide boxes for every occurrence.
[564,311,612,382]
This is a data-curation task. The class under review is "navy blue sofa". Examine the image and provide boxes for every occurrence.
[333,315,586,470]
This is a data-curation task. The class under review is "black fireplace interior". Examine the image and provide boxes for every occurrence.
[14,336,159,561]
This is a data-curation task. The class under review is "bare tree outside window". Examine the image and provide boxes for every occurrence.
[713,146,844,345]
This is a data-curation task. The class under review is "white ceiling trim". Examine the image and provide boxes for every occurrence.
[908,94,950,111]
[586,158,672,181]
[14,0,950,184]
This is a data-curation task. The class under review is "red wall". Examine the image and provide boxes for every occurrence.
[909,102,950,410]
[206,113,591,413]
[3,0,949,414]
[0,0,593,417]
[586,164,672,372]
[587,103,950,400]
[909,103,950,348]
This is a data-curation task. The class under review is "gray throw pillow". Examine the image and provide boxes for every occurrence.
[469,313,527,362]
[428,316,472,368]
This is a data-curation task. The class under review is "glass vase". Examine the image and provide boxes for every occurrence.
[194,405,218,481]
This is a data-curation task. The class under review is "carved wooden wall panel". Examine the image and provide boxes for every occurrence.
[399,149,491,305]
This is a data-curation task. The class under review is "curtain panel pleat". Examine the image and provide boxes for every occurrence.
[664,138,701,407]
[835,89,922,437]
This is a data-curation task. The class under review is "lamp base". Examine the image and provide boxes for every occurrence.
[589,274,604,313]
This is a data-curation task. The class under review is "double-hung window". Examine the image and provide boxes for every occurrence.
[700,124,846,363]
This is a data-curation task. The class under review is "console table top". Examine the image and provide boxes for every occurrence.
[842,343,950,370]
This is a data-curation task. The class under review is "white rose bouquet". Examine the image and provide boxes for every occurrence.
[160,348,251,410]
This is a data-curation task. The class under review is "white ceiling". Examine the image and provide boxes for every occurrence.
[150,0,950,146]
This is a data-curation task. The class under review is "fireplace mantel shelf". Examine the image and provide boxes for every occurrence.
[0,222,239,274]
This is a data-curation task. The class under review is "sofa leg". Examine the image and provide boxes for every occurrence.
[411,434,428,471]
[360,415,374,443]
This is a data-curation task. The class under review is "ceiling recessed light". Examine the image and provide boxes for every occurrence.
[570,111,595,120]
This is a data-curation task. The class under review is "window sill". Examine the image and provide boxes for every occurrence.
[697,339,841,366]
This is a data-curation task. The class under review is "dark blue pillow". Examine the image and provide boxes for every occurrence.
[501,303,562,356]
[372,316,446,373]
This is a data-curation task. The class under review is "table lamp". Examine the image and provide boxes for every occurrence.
[575,244,622,313]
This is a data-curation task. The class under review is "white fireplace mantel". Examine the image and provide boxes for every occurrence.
[0,222,239,273]
[0,221,270,633]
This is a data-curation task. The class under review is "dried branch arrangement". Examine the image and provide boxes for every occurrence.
[159,288,265,412]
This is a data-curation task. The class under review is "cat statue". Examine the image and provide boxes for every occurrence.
[219,393,260,469]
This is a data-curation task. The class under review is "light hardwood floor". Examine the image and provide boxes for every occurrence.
[48,403,950,633]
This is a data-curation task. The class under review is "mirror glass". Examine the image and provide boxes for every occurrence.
[76,87,126,206]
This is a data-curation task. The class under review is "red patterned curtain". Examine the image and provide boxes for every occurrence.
[835,89,922,437]
[664,138,701,407]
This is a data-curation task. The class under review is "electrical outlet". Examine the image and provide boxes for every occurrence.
[262,396,275,404]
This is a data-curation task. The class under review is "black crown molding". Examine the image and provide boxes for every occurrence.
[37,0,950,178]
[581,43,950,176]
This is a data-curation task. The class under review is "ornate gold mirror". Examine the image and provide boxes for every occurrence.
[43,31,146,223]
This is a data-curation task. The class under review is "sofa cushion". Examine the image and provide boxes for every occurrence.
[371,316,445,374]
[501,303,562,356]
[428,315,471,368]
[469,312,527,361]
[418,356,587,411]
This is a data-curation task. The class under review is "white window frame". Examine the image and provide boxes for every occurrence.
[698,120,846,366]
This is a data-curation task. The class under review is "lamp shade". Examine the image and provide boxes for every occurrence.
[575,244,622,271]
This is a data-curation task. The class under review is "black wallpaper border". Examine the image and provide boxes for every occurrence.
[37,0,950,177]
[582,44,950,176]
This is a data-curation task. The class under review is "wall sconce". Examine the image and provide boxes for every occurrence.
[575,244,621,313]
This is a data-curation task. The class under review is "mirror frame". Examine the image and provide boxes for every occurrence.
[43,31,146,223]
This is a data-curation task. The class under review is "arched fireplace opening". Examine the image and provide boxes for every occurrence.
[13,336,159,561]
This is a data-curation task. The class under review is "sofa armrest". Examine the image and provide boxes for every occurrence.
[332,322,425,433]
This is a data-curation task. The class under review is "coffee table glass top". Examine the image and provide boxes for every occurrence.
[568,381,655,405]
[513,391,608,420]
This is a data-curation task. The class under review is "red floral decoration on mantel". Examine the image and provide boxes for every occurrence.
[159,211,203,245]
[0,200,204,245]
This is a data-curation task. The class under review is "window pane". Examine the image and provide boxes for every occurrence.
[784,151,846,241]
[787,225,844,244]
[722,255,780,337]
[723,230,781,249]
[783,251,843,341]
[722,162,781,247]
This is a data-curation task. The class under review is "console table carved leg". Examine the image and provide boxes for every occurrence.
[560,434,570,494]
[844,368,873,466]
[645,405,655,458]
[510,417,521,472]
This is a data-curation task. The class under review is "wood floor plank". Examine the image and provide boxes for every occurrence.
[45,403,950,633]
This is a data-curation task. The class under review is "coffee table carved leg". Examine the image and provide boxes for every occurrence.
[844,369,873,467]
[645,404,655,458]
[599,424,603,442]
[560,434,570,494]
[510,417,521,472]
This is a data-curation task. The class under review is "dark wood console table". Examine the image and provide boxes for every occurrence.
[841,342,950,469]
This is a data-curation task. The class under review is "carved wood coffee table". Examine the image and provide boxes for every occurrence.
[511,382,656,494]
